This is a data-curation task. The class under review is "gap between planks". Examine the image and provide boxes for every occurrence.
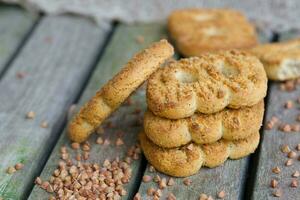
[0,15,110,199]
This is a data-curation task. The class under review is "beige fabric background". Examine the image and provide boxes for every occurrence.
[2,0,299,33]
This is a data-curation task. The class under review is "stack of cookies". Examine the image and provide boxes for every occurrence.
[140,50,268,177]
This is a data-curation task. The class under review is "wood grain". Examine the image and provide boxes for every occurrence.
[0,16,108,199]
[28,23,168,199]
[0,5,37,75]
[137,29,272,200]
[251,31,300,200]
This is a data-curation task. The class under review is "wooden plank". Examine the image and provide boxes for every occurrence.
[251,31,300,199]
[137,31,272,200]
[28,23,168,199]
[0,5,37,75]
[0,16,109,199]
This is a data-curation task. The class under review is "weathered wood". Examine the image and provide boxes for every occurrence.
[0,16,109,199]
[137,30,272,200]
[251,31,300,200]
[28,23,168,199]
[0,5,36,75]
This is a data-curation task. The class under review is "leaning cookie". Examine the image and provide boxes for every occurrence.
[168,8,257,57]
[146,51,267,119]
[139,131,259,177]
[144,101,264,148]
[250,39,300,81]
[68,40,174,142]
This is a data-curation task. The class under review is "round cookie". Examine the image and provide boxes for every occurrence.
[68,40,174,142]
[146,51,267,119]
[168,8,257,57]
[250,39,300,81]
[144,101,264,148]
[139,131,260,177]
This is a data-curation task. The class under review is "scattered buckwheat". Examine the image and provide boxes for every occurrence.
[149,165,155,172]
[284,100,293,109]
[16,71,26,79]
[281,144,291,153]
[272,167,281,174]
[292,171,300,177]
[291,124,300,132]
[135,35,144,44]
[207,196,214,200]
[187,143,194,151]
[199,193,208,200]
[167,178,175,186]
[40,121,48,128]
[96,137,104,145]
[285,159,293,166]
[270,179,278,188]
[6,166,16,174]
[288,151,297,158]
[71,142,80,150]
[297,114,300,122]
[167,192,176,200]
[15,163,24,170]
[183,178,192,186]
[272,189,282,197]
[103,139,110,146]
[153,175,161,183]
[147,187,155,196]
[81,143,90,151]
[297,144,300,151]
[26,111,35,119]
[291,180,298,188]
[280,124,291,132]
[217,190,226,199]
[116,138,124,146]
[159,178,167,189]
[134,193,141,200]
[142,175,152,183]
[96,126,104,134]
[35,177,42,185]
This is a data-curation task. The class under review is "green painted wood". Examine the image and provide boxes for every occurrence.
[137,29,272,200]
[28,23,168,199]
[0,16,109,199]
[0,5,37,74]
[251,31,300,200]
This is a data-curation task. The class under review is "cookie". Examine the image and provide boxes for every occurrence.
[139,131,259,177]
[168,8,257,57]
[68,40,174,142]
[250,39,300,80]
[144,101,264,148]
[146,51,267,119]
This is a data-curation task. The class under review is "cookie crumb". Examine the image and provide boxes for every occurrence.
[26,111,35,119]
[270,179,278,188]
[6,166,16,174]
[281,144,290,153]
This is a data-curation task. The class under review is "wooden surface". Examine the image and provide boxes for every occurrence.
[29,23,168,200]
[0,4,300,200]
[0,5,37,75]
[0,15,108,199]
[251,31,300,200]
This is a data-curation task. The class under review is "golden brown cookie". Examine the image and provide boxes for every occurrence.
[250,39,300,80]
[68,40,174,142]
[146,51,267,119]
[140,131,260,177]
[144,101,264,148]
[168,8,258,57]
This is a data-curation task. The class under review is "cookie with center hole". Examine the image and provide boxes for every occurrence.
[68,40,174,142]
[168,8,258,57]
[144,100,264,148]
[139,131,260,177]
[146,50,267,119]
[250,38,300,81]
